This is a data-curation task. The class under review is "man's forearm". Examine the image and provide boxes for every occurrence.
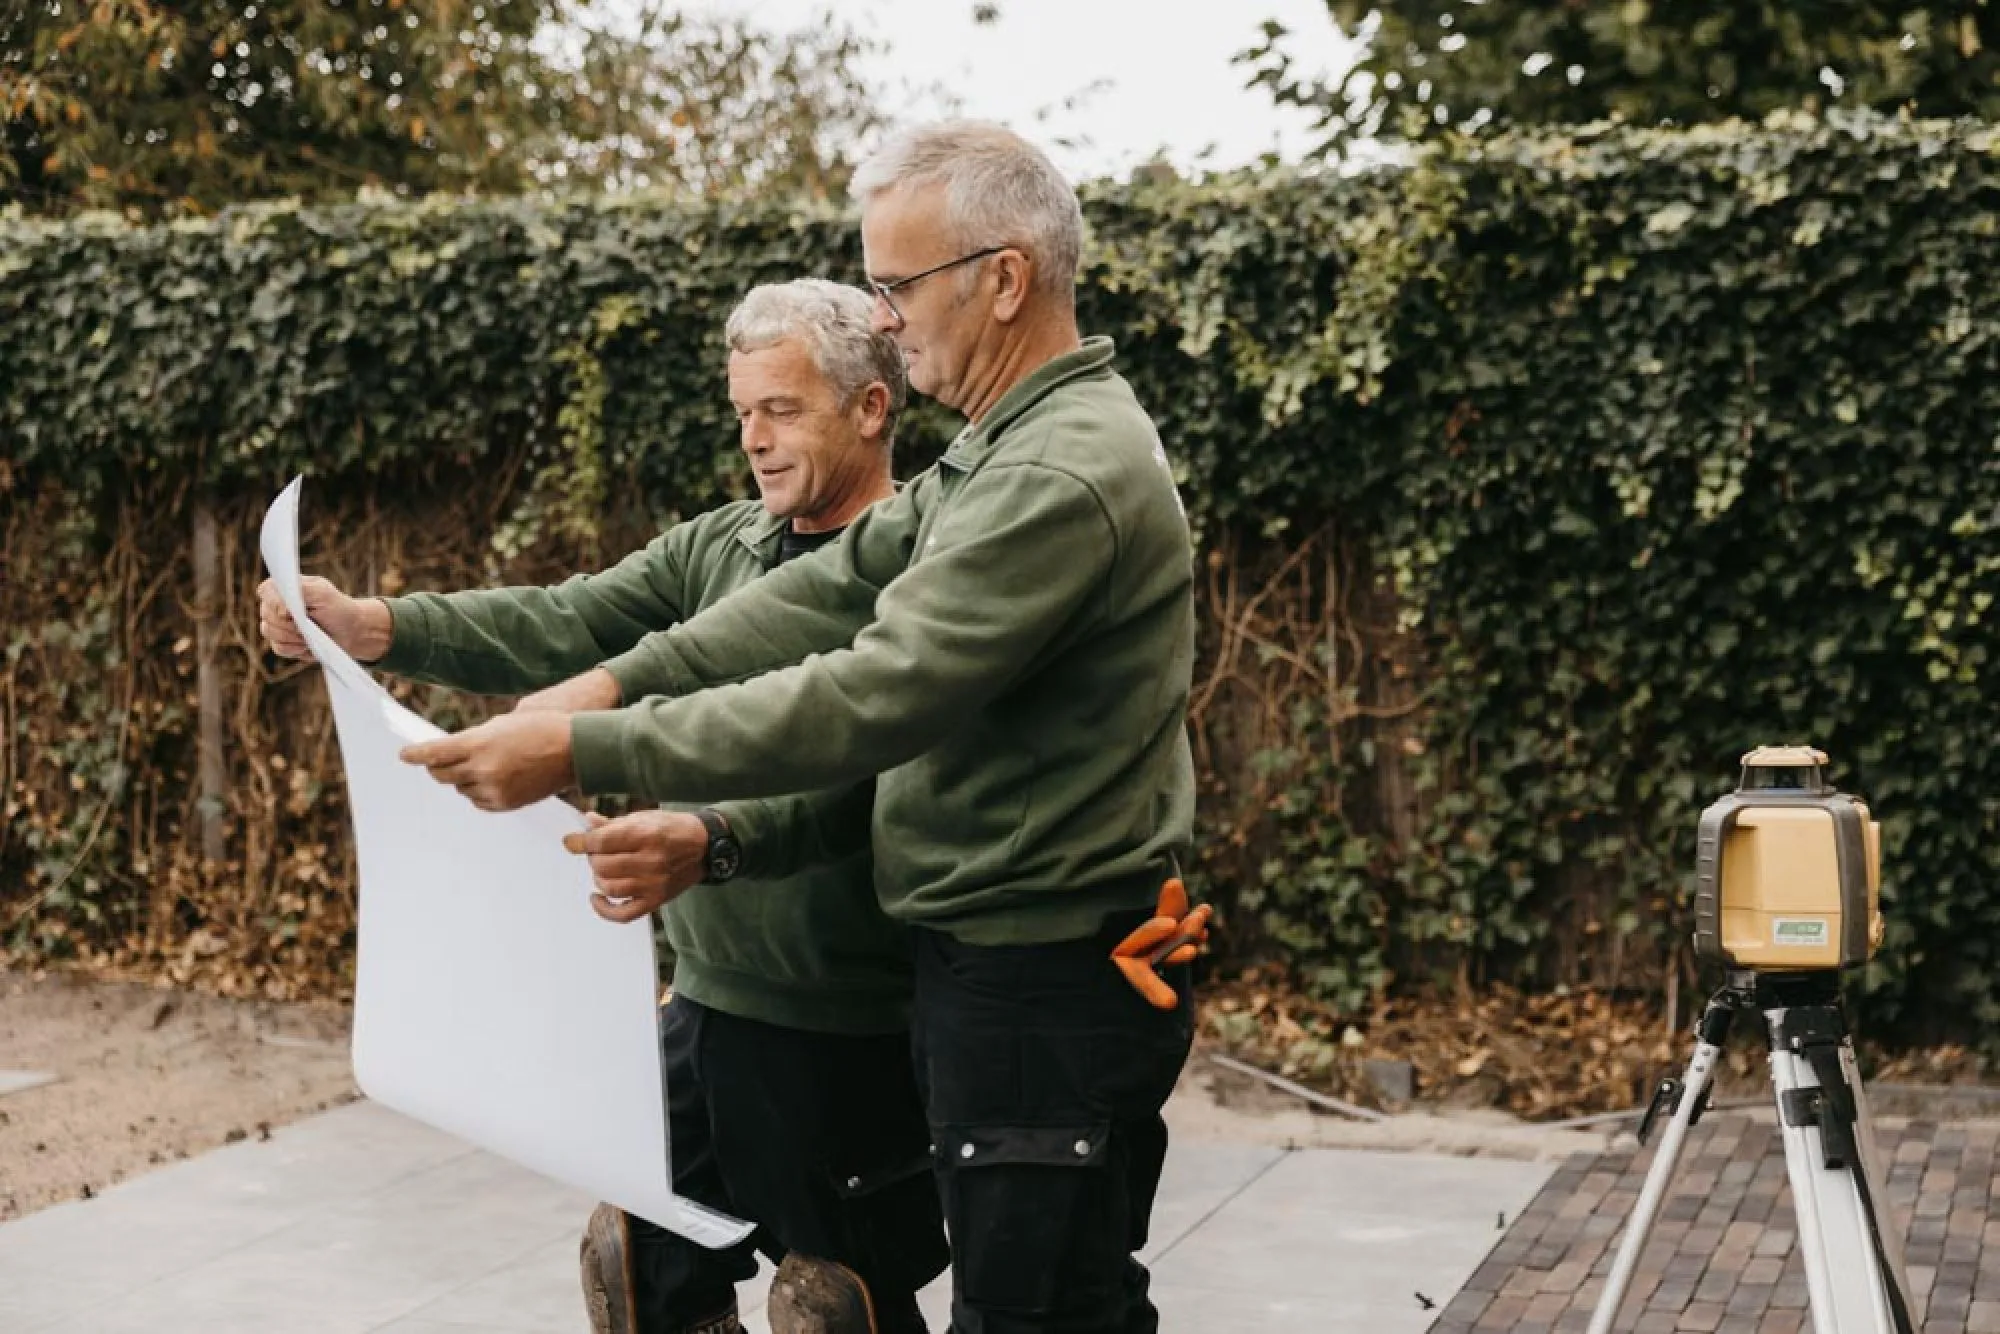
[379,587,655,695]
[599,479,923,701]
[517,667,622,714]
[571,465,1117,805]
[375,533,691,695]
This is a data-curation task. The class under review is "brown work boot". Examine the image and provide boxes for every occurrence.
[580,1203,741,1334]
[581,1204,639,1334]
[766,1253,879,1333]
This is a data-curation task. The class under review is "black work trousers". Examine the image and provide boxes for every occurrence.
[628,995,948,1332]
[910,911,1196,1334]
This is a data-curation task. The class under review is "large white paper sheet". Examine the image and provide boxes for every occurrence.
[259,478,751,1249]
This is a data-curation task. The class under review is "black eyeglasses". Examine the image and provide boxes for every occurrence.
[866,246,1010,324]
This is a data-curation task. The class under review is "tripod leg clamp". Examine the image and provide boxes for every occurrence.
[1776,1006,1860,1170]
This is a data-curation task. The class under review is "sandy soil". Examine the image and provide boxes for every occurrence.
[0,969,358,1220]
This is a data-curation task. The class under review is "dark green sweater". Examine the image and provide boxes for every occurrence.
[572,338,1198,945]
[377,501,910,1035]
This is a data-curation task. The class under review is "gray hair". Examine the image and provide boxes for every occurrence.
[724,279,907,444]
[850,120,1083,301]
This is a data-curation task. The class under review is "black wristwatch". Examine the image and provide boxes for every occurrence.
[694,808,741,884]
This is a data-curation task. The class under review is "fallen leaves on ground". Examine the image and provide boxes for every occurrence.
[1197,967,1994,1122]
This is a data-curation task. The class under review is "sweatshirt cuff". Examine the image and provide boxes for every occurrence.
[601,636,699,706]
[569,710,635,796]
[374,597,432,673]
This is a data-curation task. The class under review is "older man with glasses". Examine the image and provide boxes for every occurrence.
[407,122,1200,1334]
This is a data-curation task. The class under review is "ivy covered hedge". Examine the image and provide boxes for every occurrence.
[5,112,1999,1035]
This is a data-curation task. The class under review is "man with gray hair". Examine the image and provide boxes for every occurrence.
[407,122,1201,1332]
[259,279,946,1334]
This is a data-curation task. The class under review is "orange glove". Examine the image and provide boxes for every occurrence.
[1111,879,1211,1009]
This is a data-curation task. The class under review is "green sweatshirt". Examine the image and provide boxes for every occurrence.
[571,338,1198,945]
[375,500,911,1035]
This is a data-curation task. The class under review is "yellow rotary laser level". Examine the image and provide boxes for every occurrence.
[1589,746,1916,1334]
[1692,745,1884,971]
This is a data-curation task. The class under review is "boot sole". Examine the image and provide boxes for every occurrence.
[767,1254,879,1333]
[580,1204,639,1334]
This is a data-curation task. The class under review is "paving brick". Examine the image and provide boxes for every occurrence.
[1522,1291,1569,1320]
[1681,1225,1725,1255]
[1476,1292,1532,1326]
[1650,1279,1699,1309]
[1724,1283,1772,1317]
[1768,1277,1809,1309]
[1442,1289,1489,1324]
[1674,1301,1726,1331]
[1719,1220,1762,1258]
[1753,1228,1794,1259]
[1740,1257,1784,1286]
[1936,1286,1977,1321]
[1538,1259,1593,1295]
[1734,1191,1779,1225]
[1693,1268,1736,1304]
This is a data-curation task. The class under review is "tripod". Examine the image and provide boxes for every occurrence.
[1587,970,1918,1334]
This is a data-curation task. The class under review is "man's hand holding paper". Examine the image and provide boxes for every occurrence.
[400,709,578,811]
[563,810,710,922]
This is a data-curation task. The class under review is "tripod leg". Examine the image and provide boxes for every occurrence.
[1766,1001,1918,1334]
[1845,1060,1914,1306]
[1586,1000,1732,1334]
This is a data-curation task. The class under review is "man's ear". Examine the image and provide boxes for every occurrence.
[854,382,892,442]
[991,248,1033,323]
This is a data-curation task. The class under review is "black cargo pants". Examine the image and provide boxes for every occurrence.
[910,909,1196,1333]
[629,994,949,1332]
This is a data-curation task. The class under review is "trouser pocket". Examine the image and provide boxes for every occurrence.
[829,1149,951,1297]
[936,1122,1124,1318]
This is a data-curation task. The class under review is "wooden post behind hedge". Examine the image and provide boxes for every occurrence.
[193,492,226,865]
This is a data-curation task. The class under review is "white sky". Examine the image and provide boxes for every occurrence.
[671,0,1364,181]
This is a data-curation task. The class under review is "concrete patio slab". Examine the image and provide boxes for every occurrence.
[0,1099,1553,1332]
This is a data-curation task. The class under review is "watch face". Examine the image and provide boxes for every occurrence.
[709,841,742,881]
